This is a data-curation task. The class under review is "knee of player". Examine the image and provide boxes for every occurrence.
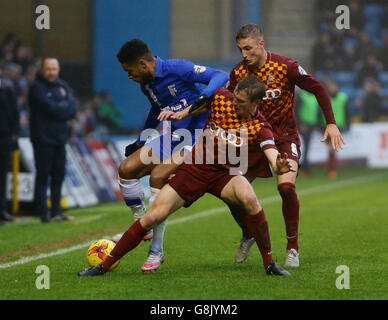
[277,183,296,198]
[240,192,260,214]
[142,210,163,228]
[149,167,169,189]
[119,158,138,179]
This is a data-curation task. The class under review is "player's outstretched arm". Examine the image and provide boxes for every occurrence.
[264,149,295,175]
[157,94,209,122]
[321,123,345,152]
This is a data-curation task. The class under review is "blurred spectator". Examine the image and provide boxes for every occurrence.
[311,32,336,71]
[314,1,388,123]
[360,77,385,122]
[380,29,388,68]
[356,32,379,63]
[296,90,319,176]
[0,32,128,140]
[72,95,100,138]
[339,42,358,70]
[321,78,349,179]
[348,0,365,33]
[0,33,21,64]
[29,58,76,222]
[355,54,384,87]
[0,64,19,223]
[95,92,123,133]
[14,45,34,73]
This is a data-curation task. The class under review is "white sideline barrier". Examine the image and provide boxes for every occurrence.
[301,122,388,168]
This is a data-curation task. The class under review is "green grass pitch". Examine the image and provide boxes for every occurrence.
[0,167,387,300]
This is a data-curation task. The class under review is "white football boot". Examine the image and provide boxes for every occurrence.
[235,237,255,263]
[284,248,299,267]
[141,250,165,272]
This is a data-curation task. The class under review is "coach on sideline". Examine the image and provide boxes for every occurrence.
[29,57,76,222]
[0,64,19,224]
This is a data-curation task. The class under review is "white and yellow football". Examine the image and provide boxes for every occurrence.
[86,239,120,271]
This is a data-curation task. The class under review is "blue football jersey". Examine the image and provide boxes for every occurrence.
[136,57,229,144]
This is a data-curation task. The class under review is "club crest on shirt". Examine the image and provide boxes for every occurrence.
[168,84,178,97]
[194,65,207,74]
[267,72,275,84]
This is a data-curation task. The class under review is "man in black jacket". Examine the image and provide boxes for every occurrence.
[0,65,19,223]
[29,58,76,222]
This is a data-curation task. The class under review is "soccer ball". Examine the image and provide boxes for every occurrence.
[86,239,120,271]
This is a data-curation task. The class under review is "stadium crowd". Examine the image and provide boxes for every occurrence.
[0,33,126,140]
[311,0,388,123]
[295,0,388,177]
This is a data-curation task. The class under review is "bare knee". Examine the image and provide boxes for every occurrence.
[150,166,172,189]
[239,191,260,215]
[140,210,164,229]
[119,156,142,179]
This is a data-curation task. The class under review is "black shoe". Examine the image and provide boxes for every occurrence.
[51,213,74,222]
[78,265,104,277]
[266,262,291,276]
[1,211,14,222]
[41,213,51,223]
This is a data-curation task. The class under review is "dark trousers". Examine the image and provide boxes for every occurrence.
[0,144,12,213]
[33,143,66,218]
[300,124,315,171]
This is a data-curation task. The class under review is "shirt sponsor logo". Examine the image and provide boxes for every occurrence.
[263,88,281,100]
[207,121,245,147]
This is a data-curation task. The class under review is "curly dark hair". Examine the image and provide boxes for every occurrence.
[116,39,154,65]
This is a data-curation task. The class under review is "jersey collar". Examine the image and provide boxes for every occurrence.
[245,50,271,72]
[153,56,164,79]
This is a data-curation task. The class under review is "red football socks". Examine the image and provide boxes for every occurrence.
[245,209,273,268]
[278,183,300,251]
[100,220,148,273]
[226,202,254,239]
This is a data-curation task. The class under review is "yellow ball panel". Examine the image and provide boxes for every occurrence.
[86,239,120,271]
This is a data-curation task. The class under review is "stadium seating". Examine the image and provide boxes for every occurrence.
[314,2,388,119]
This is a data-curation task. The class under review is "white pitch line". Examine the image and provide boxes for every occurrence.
[0,172,385,270]
[0,241,93,269]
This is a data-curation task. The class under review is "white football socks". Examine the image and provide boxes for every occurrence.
[148,187,167,254]
[119,178,146,220]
